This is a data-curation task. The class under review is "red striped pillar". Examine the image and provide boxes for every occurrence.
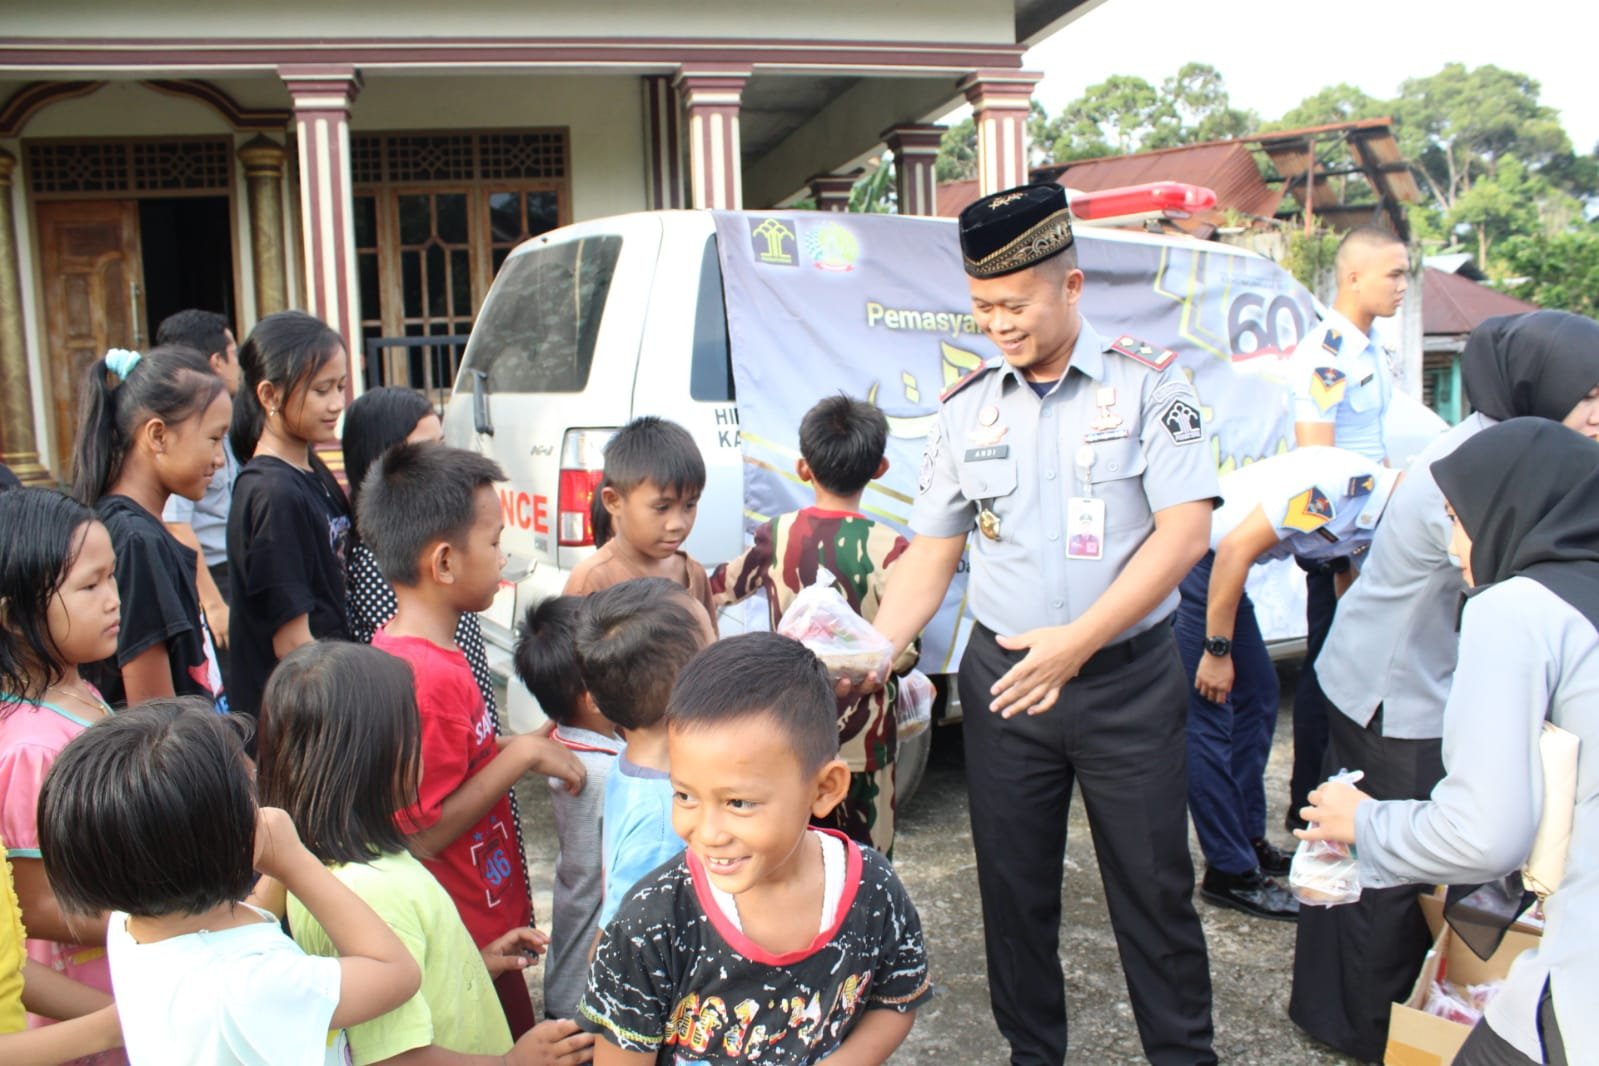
[883,124,945,216]
[642,75,685,210]
[960,71,1042,196]
[807,173,857,212]
[675,65,750,210]
[281,64,363,392]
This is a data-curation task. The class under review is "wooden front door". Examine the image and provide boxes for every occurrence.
[36,200,144,478]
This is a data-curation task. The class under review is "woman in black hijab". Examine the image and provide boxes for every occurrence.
[1302,418,1599,1064]
[1290,310,1599,1061]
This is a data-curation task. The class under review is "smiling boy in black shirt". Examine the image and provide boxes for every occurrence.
[579,633,930,1065]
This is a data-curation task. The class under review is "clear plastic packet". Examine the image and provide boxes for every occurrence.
[1463,980,1504,1014]
[777,569,894,685]
[896,670,934,739]
[1423,979,1482,1026]
[1288,768,1366,907]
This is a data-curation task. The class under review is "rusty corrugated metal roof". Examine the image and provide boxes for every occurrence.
[1423,268,1538,337]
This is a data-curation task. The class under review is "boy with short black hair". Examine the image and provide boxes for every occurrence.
[579,632,931,1065]
[712,393,919,855]
[513,595,623,1022]
[573,578,712,928]
[564,416,718,630]
[359,442,585,1036]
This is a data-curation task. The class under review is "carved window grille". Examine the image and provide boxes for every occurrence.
[27,140,231,195]
[350,131,567,185]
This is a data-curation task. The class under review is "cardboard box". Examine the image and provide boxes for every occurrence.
[1384,894,1543,1066]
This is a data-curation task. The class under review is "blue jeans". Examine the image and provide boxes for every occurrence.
[1175,553,1280,875]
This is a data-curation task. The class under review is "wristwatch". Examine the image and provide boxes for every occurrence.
[1203,635,1232,657]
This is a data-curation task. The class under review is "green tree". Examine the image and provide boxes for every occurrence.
[1391,63,1571,211]
[848,158,896,213]
[1499,223,1599,317]
[935,117,977,182]
[1264,83,1384,132]
[1046,74,1169,158]
[1150,62,1257,147]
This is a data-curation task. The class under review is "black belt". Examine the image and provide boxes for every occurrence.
[974,618,1171,678]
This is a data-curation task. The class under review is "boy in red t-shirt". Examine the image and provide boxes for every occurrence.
[359,442,586,1037]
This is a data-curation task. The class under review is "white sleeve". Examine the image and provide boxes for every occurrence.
[218,947,344,1064]
[1354,585,1549,888]
[162,492,197,523]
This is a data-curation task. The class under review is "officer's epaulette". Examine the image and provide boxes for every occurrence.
[1109,335,1177,371]
[1322,329,1343,356]
[940,363,998,403]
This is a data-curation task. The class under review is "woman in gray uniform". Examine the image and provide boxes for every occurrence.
[1300,417,1598,1064]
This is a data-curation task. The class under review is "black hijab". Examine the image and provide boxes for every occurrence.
[1434,417,1599,632]
[1461,310,1599,422]
[1431,417,1599,956]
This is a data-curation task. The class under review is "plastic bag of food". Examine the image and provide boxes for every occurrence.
[1288,769,1366,907]
[777,569,894,685]
[896,670,934,739]
[1423,979,1482,1026]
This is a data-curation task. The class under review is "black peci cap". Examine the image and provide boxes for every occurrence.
[958,182,1075,278]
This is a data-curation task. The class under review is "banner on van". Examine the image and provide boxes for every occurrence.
[714,211,1329,669]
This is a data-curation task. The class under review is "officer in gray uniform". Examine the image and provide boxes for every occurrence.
[871,183,1219,1065]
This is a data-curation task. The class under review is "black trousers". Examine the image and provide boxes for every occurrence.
[1289,707,1445,1061]
[1290,561,1340,821]
[960,623,1215,1065]
[1454,981,1566,1066]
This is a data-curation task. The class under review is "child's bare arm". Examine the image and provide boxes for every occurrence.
[120,643,177,703]
[592,1042,655,1066]
[10,858,106,946]
[820,1008,915,1065]
[19,959,113,1020]
[370,1018,597,1065]
[253,807,420,1029]
[0,1004,120,1064]
[407,734,584,859]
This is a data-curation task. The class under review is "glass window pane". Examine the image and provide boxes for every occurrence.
[358,252,380,319]
[401,251,422,317]
[689,236,733,402]
[492,246,511,273]
[426,245,446,318]
[527,191,559,237]
[489,192,520,243]
[436,193,468,244]
[450,249,471,315]
[353,195,378,249]
[461,235,623,394]
[398,194,430,245]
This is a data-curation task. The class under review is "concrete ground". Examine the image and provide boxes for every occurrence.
[515,666,1366,1065]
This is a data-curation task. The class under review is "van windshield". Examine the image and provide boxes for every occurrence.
[459,234,623,393]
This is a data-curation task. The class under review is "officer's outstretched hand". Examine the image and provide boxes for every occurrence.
[1194,653,1234,704]
[990,625,1095,717]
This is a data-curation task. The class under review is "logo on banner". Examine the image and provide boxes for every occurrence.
[803,221,861,272]
[749,218,798,266]
[1283,486,1335,532]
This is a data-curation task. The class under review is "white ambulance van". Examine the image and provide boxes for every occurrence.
[442,206,1441,800]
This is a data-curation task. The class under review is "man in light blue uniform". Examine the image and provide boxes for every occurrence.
[872,183,1219,1065]
[1284,226,1409,830]
[1177,447,1398,923]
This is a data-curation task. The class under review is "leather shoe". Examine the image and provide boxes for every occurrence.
[1200,868,1300,922]
[1252,837,1293,877]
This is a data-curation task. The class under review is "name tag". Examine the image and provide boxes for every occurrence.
[964,445,1010,462]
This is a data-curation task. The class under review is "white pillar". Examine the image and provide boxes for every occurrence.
[960,71,1042,196]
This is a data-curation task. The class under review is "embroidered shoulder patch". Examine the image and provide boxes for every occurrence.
[940,364,996,403]
[1160,397,1203,445]
[1347,474,1375,498]
[1310,367,1347,412]
[1321,328,1344,356]
[1110,335,1177,371]
[1283,486,1335,532]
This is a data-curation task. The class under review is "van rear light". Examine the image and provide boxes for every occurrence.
[557,428,616,547]
[558,469,606,545]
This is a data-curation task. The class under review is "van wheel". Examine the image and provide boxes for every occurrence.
[895,724,932,809]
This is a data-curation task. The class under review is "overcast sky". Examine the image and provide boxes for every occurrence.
[1022,0,1598,152]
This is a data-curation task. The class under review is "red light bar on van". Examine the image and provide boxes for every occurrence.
[558,468,606,546]
[1067,182,1218,222]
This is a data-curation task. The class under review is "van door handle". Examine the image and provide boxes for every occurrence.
[471,369,494,436]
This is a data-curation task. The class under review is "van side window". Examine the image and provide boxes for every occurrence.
[689,236,734,403]
[459,235,623,393]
